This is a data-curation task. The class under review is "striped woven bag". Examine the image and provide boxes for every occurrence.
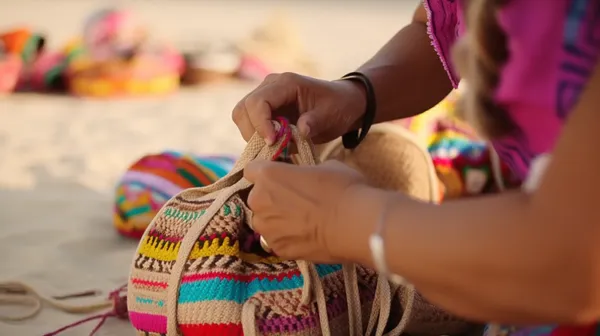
[127,118,414,335]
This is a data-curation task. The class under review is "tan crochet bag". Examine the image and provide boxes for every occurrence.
[128,119,418,336]
[318,122,479,335]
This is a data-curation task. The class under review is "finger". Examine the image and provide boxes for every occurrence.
[232,98,256,142]
[244,159,272,183]
[243,95,277,146]
[246,76,299,145]
[245,159,307,183]
[232,75,279,142]
[268,237,307,261]
[296,112,316,139]
[232,80,277,142]
[248,211,279,234]
[318,159,360,176]
[246,181,267,212]
[319,159,348,168]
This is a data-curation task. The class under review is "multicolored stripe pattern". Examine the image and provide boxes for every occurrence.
[128,190,378,335]
[114,151,235,239]
[127,134,379,335]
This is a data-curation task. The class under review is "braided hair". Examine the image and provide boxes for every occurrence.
[453,0,516,139]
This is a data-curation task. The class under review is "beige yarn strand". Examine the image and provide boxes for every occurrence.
[342,263,363,335]
[309,264,332,335]
[489,147,506,192]
[386,285,416,335]
[365,276,383,335]
[0,282,111,322]
[241,298,259,335]
[373,276,394,336]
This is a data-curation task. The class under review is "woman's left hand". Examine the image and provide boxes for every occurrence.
[244,159,368,263]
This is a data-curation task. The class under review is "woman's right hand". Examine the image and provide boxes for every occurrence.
[232,72,366,145]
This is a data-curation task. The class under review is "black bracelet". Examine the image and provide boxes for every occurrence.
[340,72,377,149]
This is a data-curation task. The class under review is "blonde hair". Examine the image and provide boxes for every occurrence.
[453,0,516,139]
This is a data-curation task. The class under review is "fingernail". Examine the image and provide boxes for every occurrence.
[303,125,311,138]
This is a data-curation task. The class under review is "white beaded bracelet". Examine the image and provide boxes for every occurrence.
[368,210,412,287]
[522,154,551,194]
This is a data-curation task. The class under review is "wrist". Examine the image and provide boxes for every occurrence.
[338,71,377,149]
[333,78,367,133]
[327,183,391,266]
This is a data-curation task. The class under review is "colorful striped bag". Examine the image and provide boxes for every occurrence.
[127,119,416,335]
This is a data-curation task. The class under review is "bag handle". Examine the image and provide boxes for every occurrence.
[185,117,318,197]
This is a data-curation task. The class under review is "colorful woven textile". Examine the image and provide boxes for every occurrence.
[114,151,235,239]
[394,91,519,198]
[0,28,32,55]
[17,51,67,91]
[66,9,181,98]
[83,8,146,61]
[66,56,181,98]
[0,29,45,64]
[127,119,414,336]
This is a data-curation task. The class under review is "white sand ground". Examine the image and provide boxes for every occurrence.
[0,1,416,334]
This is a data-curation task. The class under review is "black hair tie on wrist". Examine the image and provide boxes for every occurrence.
[340,71,377,149]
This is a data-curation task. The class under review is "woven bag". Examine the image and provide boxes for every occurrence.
[318,123,480,336]
[127,119,415,336]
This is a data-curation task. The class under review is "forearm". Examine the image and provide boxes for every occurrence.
[332,186,594,324]
[356,20,453,123]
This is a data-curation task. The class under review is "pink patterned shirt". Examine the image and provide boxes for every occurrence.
[424,0,600,181]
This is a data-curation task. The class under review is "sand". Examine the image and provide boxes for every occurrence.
[0,1,415,334]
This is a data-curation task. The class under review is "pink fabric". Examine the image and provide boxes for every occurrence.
[237,54,272,81]
[84,10,137,60]
[422,0,464,88]
[424,0,600,180]
[19,52,64,90]
[128,311,167,334]
[0,54,21,92]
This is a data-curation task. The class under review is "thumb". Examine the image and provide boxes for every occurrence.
[297,111,321,140]
[244,160,305,183]
[244,159,270,183]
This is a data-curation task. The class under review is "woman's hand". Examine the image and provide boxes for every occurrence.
[244,159,368,263]
[232,73,366,145]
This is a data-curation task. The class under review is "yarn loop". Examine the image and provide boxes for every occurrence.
[0,281,128,336]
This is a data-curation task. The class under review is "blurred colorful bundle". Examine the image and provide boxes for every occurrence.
[0,53,21,94]
[393,90,518,199]
[0,28,70,92]
[0,9,317,95]
[113,151,236,239]
[0,29,31,93]
[180,11,318,86]
[66,8,183,97]
[0,28,45,65]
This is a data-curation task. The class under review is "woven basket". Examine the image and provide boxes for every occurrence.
[67,54,179,98]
